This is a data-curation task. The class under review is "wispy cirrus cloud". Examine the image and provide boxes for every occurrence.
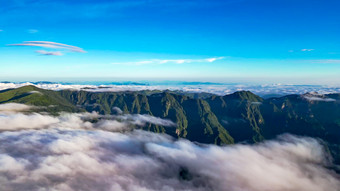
[27,29,38,33]
[301,49,314,52]
[35,50,63,56]
[112,57,225,65]
[311,59,340,64]
[7,41,86,55]
[289,49,315,53]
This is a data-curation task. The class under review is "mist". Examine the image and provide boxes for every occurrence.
[0,104,339,191]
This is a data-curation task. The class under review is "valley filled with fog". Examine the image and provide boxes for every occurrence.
[0,103,339,191]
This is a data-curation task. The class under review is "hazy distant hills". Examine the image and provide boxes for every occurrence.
[1,85,340,163]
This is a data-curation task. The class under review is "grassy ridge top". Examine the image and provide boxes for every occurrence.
[0,85,80,113]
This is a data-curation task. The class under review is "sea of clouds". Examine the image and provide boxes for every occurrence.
[0,103,339,191]
[1,82,340,96]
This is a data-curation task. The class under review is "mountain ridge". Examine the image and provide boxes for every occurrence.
[1,85,340,163]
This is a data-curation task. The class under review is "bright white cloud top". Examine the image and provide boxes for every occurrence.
[0,103,338,191]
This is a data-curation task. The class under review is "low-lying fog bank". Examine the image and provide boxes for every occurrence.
[0,103,339,191]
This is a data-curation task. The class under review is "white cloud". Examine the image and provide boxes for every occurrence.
[7,41,86,55]
[116,114,177,127]
[301,49,314,52]
[0,103,34,113]
[302,92,337,102]
[0,104,175,131]
[205,57,223,62]
[112,57,225,65]
[28,90,43,95]
[35,50,64,56]
[112,106,123,115]
[251,101,262,105]
[0,126,338,191]
[0,113,59,130]
[28,29,38,33]
[311,59,340,64]
[303,96,336,102]
[0,105,338,190]
[95,120,129,132]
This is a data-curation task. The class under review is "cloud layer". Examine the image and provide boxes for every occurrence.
[0,103,175,131]
[1,82,340,97]
[0,129,338,191]
[0,103,339,191]
[0,103,34,113]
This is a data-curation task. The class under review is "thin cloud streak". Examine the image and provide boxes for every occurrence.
[36,50,63,56]
[304,96,336,102]
[311,60,340,64]
[27,29,38,33]
[27,41,86,53]
[112,57,225,65]
[301,49,314,52]
[7,41,86,55]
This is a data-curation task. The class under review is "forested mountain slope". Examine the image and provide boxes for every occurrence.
[1,85,340,163]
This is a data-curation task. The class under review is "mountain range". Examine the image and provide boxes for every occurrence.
[1,85,340,165]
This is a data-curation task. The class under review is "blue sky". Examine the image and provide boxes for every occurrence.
[0,0,339,84]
